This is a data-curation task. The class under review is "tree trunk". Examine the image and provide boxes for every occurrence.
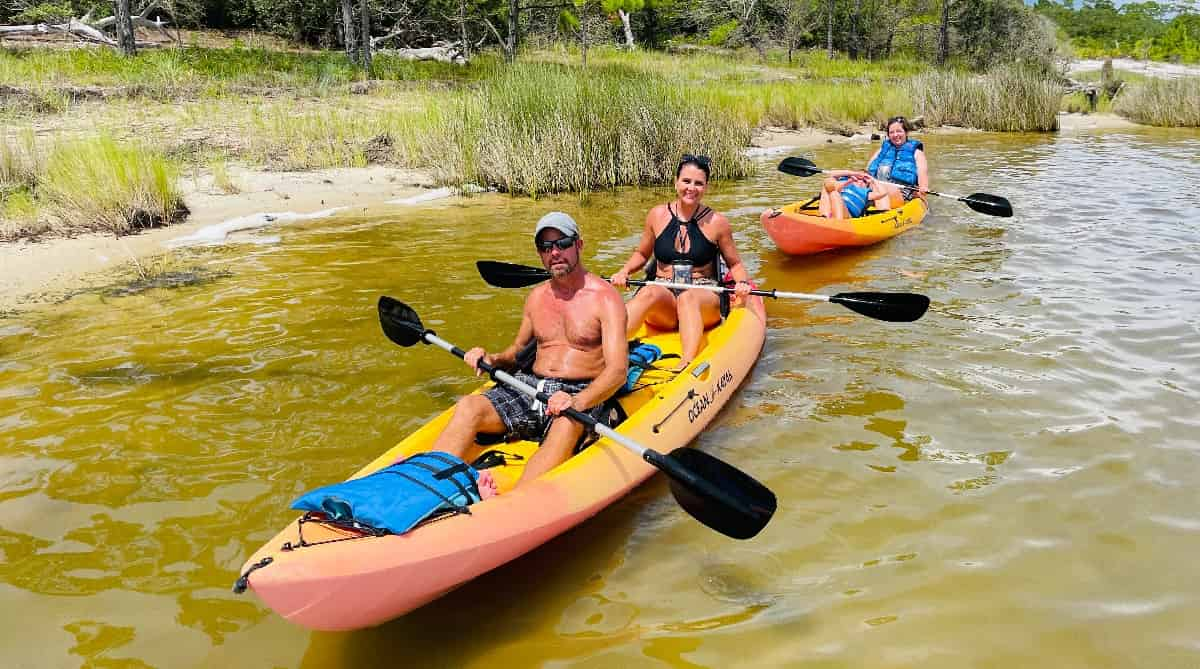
[618,9,635,49]
[849,0,860,60]
[114,0,136,55]
[460,0,470,58]
[937,0,950,67]
[506,0,519,62]
[359,0,372,72]
[580,9,588,68]
[339,0,357,63]
[826,0,834,58]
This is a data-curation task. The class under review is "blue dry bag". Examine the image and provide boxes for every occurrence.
[290,451,481,535]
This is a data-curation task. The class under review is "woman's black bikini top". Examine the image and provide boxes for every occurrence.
[653,204,718,268]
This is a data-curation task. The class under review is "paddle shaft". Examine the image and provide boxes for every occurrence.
[626,278,830,303]
[895,182,974,204]
[794,162,992,208]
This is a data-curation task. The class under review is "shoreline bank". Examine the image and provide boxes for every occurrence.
[1,165,435,313]
[0,113,1143,314]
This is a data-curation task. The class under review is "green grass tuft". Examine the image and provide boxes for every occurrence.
[1114,77,1200,126]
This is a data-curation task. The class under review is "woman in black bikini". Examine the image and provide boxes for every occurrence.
[610,155,753,370]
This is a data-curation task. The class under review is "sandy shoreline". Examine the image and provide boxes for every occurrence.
[1,165,437,313]
[0,113,1143,313]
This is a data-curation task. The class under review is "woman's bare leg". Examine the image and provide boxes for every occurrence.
[819,178,837,217]
[675,289,722,368]
[633,284,681,334]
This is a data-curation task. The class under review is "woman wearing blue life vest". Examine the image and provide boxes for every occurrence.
[610,154,753,371]
[865,115,929,201]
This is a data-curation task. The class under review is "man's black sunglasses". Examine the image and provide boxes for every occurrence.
[535,235,577,251]
[681,153,711,168]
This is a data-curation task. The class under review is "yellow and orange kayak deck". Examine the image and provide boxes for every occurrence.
[238,297,766,631]
[763,196,928,256]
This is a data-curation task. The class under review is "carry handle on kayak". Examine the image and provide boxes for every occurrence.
[377,296,777,540]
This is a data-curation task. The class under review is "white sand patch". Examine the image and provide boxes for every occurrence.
[1069,58,1200,80]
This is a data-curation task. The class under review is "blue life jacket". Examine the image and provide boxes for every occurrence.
[867,139,923,186]
[840,180,870,218]
[622,342,663,394]
[290,451,481,535]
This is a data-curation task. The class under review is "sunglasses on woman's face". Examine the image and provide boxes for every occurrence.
[535,235,577,252]
[681,153,711,168]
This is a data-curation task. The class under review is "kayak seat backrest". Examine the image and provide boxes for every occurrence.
[572,397,627,454]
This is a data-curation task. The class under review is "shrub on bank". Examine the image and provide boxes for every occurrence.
[1114,77,1200,127]
[908,65,1062,131]
[0,134,187,239]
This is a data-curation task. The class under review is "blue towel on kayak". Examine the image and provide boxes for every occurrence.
[621,342,663,394]
[290,451,481,535]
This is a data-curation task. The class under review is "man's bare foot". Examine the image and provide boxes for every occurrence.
[477,470,499,500]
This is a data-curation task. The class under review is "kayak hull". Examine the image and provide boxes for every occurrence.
[239,296,766,631]
[763,196,928,256]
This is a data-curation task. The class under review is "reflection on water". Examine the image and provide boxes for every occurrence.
[3,126,1200,667]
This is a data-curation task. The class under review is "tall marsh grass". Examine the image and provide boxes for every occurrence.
[908,65,1063,131]
[0,134,186,239]
[1114,77,1200,127]
[416,63,753,196]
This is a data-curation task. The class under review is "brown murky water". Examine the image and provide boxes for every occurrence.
[3,126,1199,668]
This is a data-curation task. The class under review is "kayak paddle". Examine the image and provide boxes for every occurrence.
[776,156,1013,218]
[477,260,930,323]
[377,296,777,540]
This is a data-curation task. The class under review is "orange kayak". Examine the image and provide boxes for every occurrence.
[763,196,927,256]
[237,296,766,631]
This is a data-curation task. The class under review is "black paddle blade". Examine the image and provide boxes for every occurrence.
[829,292,930,322]
[377,296,426,347]
[476,260,551,288]
[777,156,821,178]
[650,448,776,540]
[962,193,1013,218]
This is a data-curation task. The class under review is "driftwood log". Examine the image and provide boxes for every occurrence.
[376,41,468,65]
[0,3,177,48]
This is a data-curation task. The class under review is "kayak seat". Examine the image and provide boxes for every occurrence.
[644,258,733,320]
[572,397,627,454]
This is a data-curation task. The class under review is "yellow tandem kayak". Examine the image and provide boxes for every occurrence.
[236,295,767,631]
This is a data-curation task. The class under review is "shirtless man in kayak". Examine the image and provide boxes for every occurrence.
[431,212,628,486]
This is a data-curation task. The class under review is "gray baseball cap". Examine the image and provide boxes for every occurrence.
[534,211,580,239]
